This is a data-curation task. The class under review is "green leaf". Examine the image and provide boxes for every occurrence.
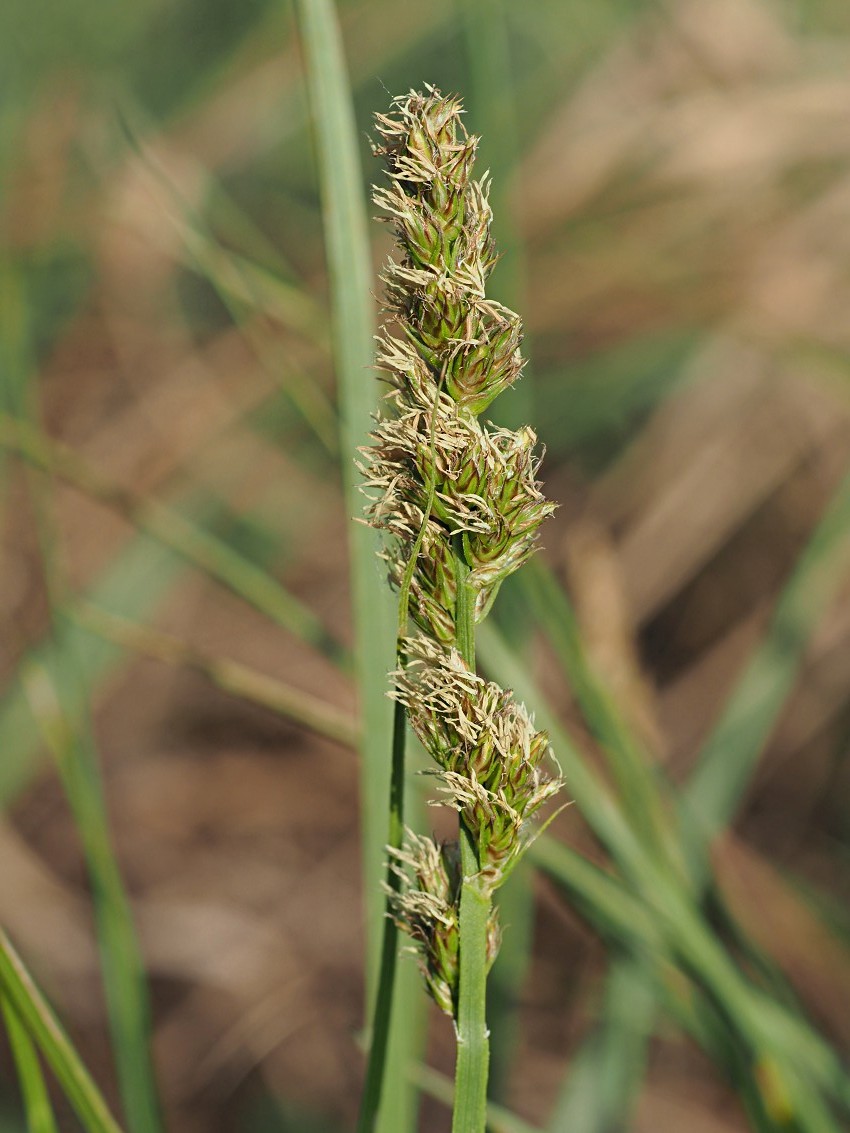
[293,4,424,1130]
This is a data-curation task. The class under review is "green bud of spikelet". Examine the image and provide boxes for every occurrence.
[361,406,555,629]
[373,86,525,416]
[384,526,458,645]
[393,637,562,892]
[387,833,500,1016]
[361,85,558,647]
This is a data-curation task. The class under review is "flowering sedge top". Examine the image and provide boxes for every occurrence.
[394,636,561,893]
[361,87,562,1018]
[361,86,555,644]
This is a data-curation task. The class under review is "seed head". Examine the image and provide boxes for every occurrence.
[393,636,562,890]
[364,88,564,1018]
[361,407,556,641]
[372,87,524,413]
[387,831,500,1014]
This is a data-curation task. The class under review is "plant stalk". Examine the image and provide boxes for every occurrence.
[452,539,491,1132]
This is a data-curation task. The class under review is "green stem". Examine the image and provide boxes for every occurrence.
[452,540,491,1132]
[455,828,492,1133]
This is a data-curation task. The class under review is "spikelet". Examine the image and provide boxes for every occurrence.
[385,832,500,1016]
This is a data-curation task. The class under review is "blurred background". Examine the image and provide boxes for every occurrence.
[1,0,850,1129]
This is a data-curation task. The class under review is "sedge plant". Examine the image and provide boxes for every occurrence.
[358,86,562,1132]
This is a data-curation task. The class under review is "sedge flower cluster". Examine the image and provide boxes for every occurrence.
[362,87,560,1016]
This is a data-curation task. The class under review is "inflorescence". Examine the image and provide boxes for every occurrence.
[361,86,561,1017]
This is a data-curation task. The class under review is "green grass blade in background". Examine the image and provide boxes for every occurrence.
[114,114,341,458]
[0,533,183,806]
[520,560,677,862]
[116,108,329,342]
[655,886,848,1131]
[19,627,163,1133]
[0,929,124,1133]
[73,602,359,748]
[532,833,849,1124]
[0,478,341,809]
[534,331,696,461]
[683,462,850,868]
[1,995,59,1133]
[547,959,654,1133]
[293,3,423,1129]
[526,838,663,959]
[1,259,162,1132]
[537,830,850,1129]
[0,415,345,665]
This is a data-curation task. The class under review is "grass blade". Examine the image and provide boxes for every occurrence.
[1,265,163,1132]
[683,463,850,864]
[114,111,340,458]
[0,530,187,807]
[481,622,850,1127]
[520,559,677,861]
[0,928,123,1133]
[293,3,423,1129]
[0,413,344,664]
[1,996,59,1133]
[72,601,358,748]
[20,652,164,1133]
[547,959,654,1133]
[526,837,663,957]
[0,457,338,808]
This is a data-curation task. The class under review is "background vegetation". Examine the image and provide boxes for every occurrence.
[1,0,850,1130]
